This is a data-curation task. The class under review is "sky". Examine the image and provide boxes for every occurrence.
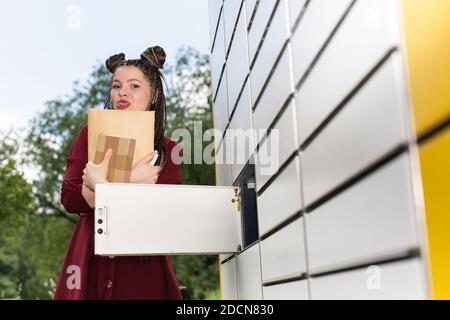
[0,0,210,132]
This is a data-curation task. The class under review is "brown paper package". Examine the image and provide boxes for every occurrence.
[94,134,136,183]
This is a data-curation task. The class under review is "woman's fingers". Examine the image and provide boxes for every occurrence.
[101,148,113,166]
[152,166,162,183]
[140,152,155,164]
[136,150,158,166]
[82,173,91,189]
[150,165,162,175]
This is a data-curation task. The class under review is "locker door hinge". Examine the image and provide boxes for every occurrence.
[232,188,241,212]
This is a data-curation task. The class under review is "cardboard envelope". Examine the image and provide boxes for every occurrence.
[88,109,155,168]
[94,134,136,183]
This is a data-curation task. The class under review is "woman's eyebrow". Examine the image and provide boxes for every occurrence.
[112,78,142,83]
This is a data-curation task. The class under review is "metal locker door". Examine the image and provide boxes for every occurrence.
[94,183,241,256]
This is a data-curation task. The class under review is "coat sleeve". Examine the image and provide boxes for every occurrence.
[159,139,183,185]
[60,124,94,214]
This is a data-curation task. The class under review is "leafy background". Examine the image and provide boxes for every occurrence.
[0,46,220,299]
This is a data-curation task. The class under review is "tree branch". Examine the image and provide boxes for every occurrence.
[33,192,78,224]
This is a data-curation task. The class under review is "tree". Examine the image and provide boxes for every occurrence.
[0,129,76,299]
[0,157,31,298]
[0,131,32,298]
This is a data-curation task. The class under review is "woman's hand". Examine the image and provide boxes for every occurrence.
[130,151,162,184]
[82,148,112,191]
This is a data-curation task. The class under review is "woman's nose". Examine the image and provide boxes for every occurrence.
[119,88,129,96]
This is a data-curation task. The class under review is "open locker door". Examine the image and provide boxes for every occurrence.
[94,183,241,256]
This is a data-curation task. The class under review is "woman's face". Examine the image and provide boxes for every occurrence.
[110,65,152,111]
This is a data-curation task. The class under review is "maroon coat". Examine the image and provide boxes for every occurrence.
[53,124,183,300]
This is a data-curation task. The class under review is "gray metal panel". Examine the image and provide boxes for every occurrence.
[254,99,298,191]
[213,67,229,141]
[211,14,226,96]
[263,279,309,300]
[250,0,290,106]
[291,0,353,86]
[247,0,278,62]
[287,0,307,29]
[221,257,238,299]
[295,0,402,145]
[236,244,263,299]
[229,81,253,183]
[216,129,233,186]
[245,0,258,28]
[307,154,419,273]
[310,258,427,299]
[257,156,302,235]
[226,2,250,114]
[252,43,295,143]
[209,0,223,49]
[301,54,409,205]
[260,218,307,281]
[223,0,243,51]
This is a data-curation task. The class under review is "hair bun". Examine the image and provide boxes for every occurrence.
[105,53,126,73]
[141,46,166,70]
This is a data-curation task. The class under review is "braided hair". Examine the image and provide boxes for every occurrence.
[104,46,168,169]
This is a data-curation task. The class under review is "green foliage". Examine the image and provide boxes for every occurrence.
[0,131,74,299]
[0,46,220,299]
[0,132,32,298]
[0,162,32,238]
[173,255,221,300]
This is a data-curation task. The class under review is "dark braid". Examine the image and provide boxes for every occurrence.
[104,46,168,169]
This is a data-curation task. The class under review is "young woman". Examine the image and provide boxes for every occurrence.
[53,46,183,300]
